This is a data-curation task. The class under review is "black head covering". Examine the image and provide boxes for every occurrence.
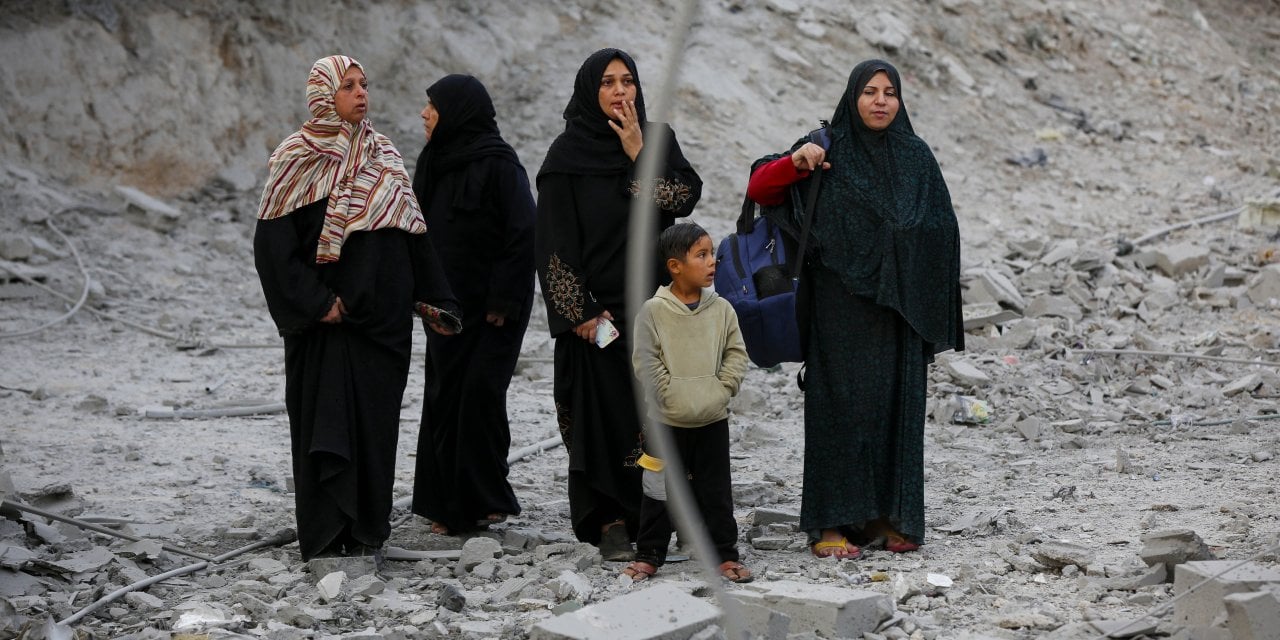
[538,48,688,182]
[413,74,521,212]
[806,59,963,354]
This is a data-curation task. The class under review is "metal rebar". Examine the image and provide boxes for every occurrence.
[1,499,214,562]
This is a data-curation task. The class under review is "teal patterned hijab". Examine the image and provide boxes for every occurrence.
[808,59,963,353]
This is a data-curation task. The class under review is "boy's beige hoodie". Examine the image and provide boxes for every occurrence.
[632,285,749,428]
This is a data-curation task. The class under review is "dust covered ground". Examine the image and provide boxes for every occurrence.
[2,1,1280,638]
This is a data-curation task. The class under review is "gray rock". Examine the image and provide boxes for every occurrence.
[942,359,991,388]
[1153,242,1210,278]
[1025,295,1083,322]
[116,185,183,233]
[123,591,164,610]
[1247,265,1280,305]
[437,583,466,612]
[1030,541,1096,569]
[316,571,345,603]
[856,11,913,51]
[1139,529,1214,567]
[751,507,800,527]
[0,236,33,262]
[549,570,593,601]
[457,536,503,573]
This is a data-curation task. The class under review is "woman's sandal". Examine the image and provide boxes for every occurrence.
[475,513,508,528]
[621,561,657,582]
[718,560,754,583]
[885,534,920,553]
[429,521,450,536]
[811,537,862,559]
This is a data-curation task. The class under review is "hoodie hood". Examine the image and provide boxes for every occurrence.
[652,285,718,315]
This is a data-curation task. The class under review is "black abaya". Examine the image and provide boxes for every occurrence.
[254,199,454,559]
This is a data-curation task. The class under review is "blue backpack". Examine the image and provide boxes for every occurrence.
[715,127,826,368]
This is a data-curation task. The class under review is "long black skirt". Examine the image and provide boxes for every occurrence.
[800,269,928,544]
[553,334,644,544]
[412,316,527,532]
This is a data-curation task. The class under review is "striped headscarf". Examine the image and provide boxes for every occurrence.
[256,55,426,263]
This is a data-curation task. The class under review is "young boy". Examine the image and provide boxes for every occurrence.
[623,222,752,583]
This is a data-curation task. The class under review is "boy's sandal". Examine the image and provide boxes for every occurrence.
[718,560,754,583]
[621,561,657,582]
[811,537,862,559]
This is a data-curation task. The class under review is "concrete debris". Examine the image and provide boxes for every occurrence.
[531,584,719,640]
[1173,561,1280,634]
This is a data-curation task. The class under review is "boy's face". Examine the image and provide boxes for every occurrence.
[669,234,717,290]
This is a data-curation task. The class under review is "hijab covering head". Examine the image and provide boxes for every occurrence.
[256,55,426,263]
[806,59,963,353]
[413,74,522,212]
[538,48,689,182]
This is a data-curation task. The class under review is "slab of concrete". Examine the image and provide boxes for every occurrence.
[740,580,893,638]
[530,584,720,640]
[1172,561,1280,627]
[1223,590,1280,640]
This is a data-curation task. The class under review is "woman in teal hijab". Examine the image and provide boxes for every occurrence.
[746,59,963,558]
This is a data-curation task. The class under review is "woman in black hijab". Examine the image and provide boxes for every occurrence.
[535,48,702,559]
[747,59,963,558]
[411,74,536,535]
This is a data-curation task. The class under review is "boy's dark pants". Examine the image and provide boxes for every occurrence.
[635,418,740,567]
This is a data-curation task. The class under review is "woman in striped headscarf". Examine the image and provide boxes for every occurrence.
[253,55,458,562]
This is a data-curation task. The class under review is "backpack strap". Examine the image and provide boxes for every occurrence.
[790,166,822,280]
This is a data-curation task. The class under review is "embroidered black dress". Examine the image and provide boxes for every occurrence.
[254,200,456,559]
[535,49,702,544]
[410,75,536,533]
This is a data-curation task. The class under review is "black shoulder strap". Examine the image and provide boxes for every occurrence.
[791,166,822,279]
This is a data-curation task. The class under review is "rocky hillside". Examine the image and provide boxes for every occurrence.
[3,0,1277,240]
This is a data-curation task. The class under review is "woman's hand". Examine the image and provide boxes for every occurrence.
[608,101,644,162]
[574,310,614,342]
[485,312,506,327]
[320,297,345,324]
[428,323,456,336]
[791,142,830,172]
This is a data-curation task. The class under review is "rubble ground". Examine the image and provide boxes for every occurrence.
[2,0,1280,638]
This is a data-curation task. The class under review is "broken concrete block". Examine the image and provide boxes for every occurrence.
[437,583,466,612]
[530,584,720,640]
[1238,197,1280,230]
[1139,529,1214,567]
[116,185,183,233]
[969,269,1027,311]
[962,302,1022,330]
[1247,264,1280,305]
[942,359,991,388]
[123,591,164,610]
[490,576,535,603]
[316,571,345,604]
[308,554,377,579]
[750,507,800,527]
[549,571,593,602]
[458,536,503,573]
[1173,561,1280,627]
[1024,295,1083,322]
[1222,373,1263,397]
[1224,590,1280,640]
[1030,542,1095,570]
[0,236,33,262]
[1040,239,1079,266]
[740,580,893,639]
[1154,242,1211,278]
[722,590,791,640]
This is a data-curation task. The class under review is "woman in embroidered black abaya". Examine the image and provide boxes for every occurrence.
[253,55,458,561]
[535,48,702,558]
[746,59,963,558]
[410,74,536,535]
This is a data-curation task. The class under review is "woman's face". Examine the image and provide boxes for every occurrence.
[333,66,368,124]
[855,71,899,131]
[597,57,636,120]
[420,99,439,142]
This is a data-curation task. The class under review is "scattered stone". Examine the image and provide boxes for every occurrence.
[736,580,893,639]
[457,536,503,573]
[1247,264,1280,305]
[437,583,466,612]
[1031,541,1096,569]
[1153,242,1210,277]
[1222,373,1262,397]
[0,236,34,262]
[942,359,991,387]
[316,571,345,603]
[116,185,183,233]
[750,507,800,527]
[123,591,164,610]
[549,570,593,602]
[1025,296,1084,322]
[1139,529,1214,567]
[855,11,913,52]
[962,302,1022,330]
